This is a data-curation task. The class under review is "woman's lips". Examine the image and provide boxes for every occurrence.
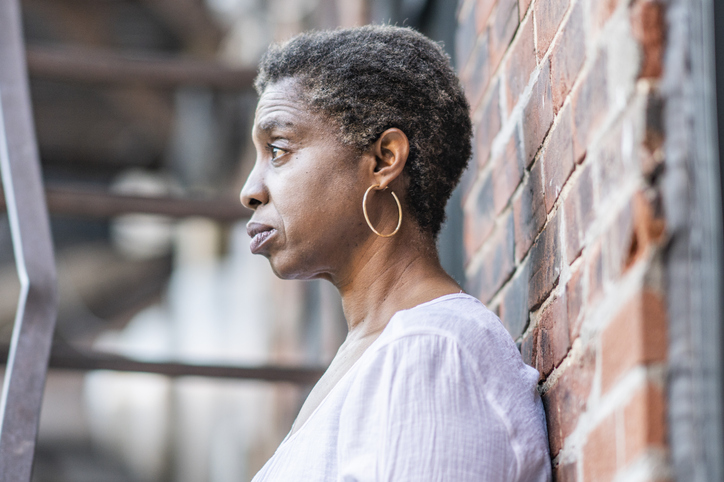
[247,223,277,254]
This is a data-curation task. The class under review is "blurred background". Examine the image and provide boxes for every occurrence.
[0,0,461,480]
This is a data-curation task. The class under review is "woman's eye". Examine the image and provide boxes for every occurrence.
[269,145,285,160]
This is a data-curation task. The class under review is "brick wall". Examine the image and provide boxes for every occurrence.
[456,0,671,479]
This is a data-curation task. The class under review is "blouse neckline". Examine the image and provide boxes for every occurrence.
[276,291,476,449]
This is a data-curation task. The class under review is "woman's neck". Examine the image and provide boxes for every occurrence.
[335,231,461,340]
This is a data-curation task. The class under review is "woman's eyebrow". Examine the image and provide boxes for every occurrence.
[257,118,296,134]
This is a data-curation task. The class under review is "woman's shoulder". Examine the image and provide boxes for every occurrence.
[379,293,518,359]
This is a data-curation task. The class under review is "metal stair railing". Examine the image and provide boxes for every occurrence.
[0,0,59,479]
[0,0,326,479]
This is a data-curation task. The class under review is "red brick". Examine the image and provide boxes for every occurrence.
[476,0,497,33]
[587,241,604,305]
[535,0,570,59]
[469,212,515,303]
[572,51,609,162]
[519,0,532,20]
[564,163,595,264]
[542,347,595,455]
[522,59,555,167]
[566,262,585,341]
[641,90,665,178]
[463,31,492,111]
[474,79,501,169]
[537,294,570,377]
[601,290,668,393]
[550,0,586,112]
[583,411,618,482]
[543,104,575,213]
[528,208,561,310]
[624,191,666,268]
[500,261,531,339]
[623,383,667,463]
[489,0,519,70]
[513,159,545,261]
[520,321,538,367]
[463,173,495,262]
[504,13,536,113]
[492,130,524,214]
[554,461,577,482]
[631,0,665,78]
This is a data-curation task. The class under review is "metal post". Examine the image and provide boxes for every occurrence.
[0,0,58,479]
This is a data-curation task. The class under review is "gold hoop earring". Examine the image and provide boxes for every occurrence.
[362,184,402,238]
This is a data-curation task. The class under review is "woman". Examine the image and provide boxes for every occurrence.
[241,25,551,481]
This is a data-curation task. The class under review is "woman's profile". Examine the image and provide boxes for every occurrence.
[240,24,551,481]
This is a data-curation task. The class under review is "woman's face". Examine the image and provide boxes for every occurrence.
[240,78,371,281]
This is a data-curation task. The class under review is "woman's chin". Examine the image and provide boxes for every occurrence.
[267,257,329,282]
[267,256,308,281]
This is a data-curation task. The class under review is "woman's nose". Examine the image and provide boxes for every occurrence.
[240,166,268,210]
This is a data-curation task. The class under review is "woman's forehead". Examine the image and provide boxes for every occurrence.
[254,80,311,132]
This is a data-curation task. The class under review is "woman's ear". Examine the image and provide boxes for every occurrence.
[371,128,409,189]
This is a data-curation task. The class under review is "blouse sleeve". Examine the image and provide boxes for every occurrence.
[336,332,519,482]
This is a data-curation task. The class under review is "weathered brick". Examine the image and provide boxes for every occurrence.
[543,104,575,213]
[520,322,538,368]
[492,130,524,214]
[601,290,667,393]
[528,208,561,309]
[542,347,596,455]
[522,59,555,167]
[513,159,545,261]
[624,191,666,268]
[563,163,595,264]
[631,0,665,78]
[583,411,618,482]
[641,90,665,177]
[519,0,532,19]
[550,0,585,112]
[554,461,578,482]
[489,0,519,70]
[476,0,497,33]
[463,31,492,111]
[623,383,667,463]
[572,51,609,162]
[456,3,479,70]
[500,261,531,339]
[504,13,536,113]
[535,0,570,58]
[566,261,585,341]
[537,294,570,377]
[469,212,515,303]
[463,173,495,262]
[474,79,501,169]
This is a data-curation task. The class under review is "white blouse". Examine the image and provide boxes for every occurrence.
[252,293,551,481]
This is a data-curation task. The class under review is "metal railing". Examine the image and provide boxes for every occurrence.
[0,0,323,478]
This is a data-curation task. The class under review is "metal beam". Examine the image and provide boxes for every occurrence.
[0,184,251,221]
[0,345,325,385]
[26,45,256,91]
[0,0,59,479]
